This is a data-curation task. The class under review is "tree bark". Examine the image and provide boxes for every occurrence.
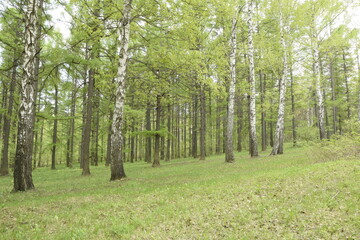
[199,85,206,160]
[290,66,297,146]
[260,71,267,151]
[51,84,58,170]
[311,17,326,140]
[152,95,161,167]
[216,97,221,154]
[81,65,94,175]
[192,94,198,158]
[110,0,132,180]
[225,13,237,163]
[237,95,243,152]
[66,77,76,168]
[1,54,17,176]
[329,55,337,134]
[105,109,113,166]
[247,0,258,157]
[145,101,152,163]
[342,50,351,119]
[166,104,171,161]
[13,0,40,192]
[271,11,288,155]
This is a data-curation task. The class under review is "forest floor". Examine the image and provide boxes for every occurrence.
[0,145,359,239]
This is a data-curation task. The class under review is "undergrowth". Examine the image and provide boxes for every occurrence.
[0,145,359,239]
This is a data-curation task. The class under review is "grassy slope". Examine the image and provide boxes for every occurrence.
[0,146,359,239]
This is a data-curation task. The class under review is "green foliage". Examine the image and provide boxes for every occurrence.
[309,121,360,162]
[297,126,319,143]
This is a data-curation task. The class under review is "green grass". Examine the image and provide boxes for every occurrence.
[1,146,359,239]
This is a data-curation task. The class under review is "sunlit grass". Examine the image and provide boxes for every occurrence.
[1,145,359,239]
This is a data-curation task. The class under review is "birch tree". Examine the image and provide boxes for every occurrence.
[110,0,132,180]
[247,0,258,157]
[271,9,288,155]
[225,9,238,163]
[13,0,40,191]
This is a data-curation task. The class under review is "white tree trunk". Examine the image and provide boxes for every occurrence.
[271,10,288,155]
[13,0,39,191]
[313,40,326,139]
[357,48,360,122]
[110,0,132,180]
[247,0,258,157]
[225,12,237,163]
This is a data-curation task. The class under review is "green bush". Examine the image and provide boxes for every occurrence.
[309,132,360,163]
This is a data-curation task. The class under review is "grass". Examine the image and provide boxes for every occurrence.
[0,145,359,239]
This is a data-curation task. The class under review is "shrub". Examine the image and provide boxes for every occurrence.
[308,132,360,163]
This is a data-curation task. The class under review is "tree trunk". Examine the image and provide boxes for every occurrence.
[199,85,206,160]
[237,95,243,152]
[51,84,58,170]
[290,66,297,146]
[152,95,161,167]
[247,0,258,157]
[357,48,360,122]
[106,109,113,166]
[183,103,187,157]
[110,0,132,180]
[81,64,94,175]
[216,97,221,154]
[260,71,267,151]
[67,78,76,168]
[192,94,198,158]
[130,123,135,163]
[342,50,351,119]
[1,55,17,176]
[329,55,337,134]
[271,11,288,155]
[312,21,326,139]
[37,120,44,167]
[13,0,40,191]
[91,90,100,166]
[225,13,237,163]
[166,104,171,161]
[145,101,152,163]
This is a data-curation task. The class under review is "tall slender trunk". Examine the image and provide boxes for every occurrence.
[311,14,326,139]
[183,103,187,157]
[1,55,17,176]
[199,85,206,160]
[260,71,267,151]
[342,50,351,119]
[329,56,337,134]
[51,85,58,170]
[166,104,171,161]
[152,95,161,167]
[37,120,44,167]
[247,0,258,157]
[225,13,237,163]
[357,48,360,122]
[81,64,94,175]
[145,101,152,163]
[91,90,100,166]
[66,78,76,168]
[80,71,87,169]
[106,110,113,166]
[272,11,288,155]
[216,98,221,154]
[290,66,297,146]
[13,0,40,191]
[208,92,213,155]
[192,94,198,158]
[237,95,243,152]
[110,0,132,180]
